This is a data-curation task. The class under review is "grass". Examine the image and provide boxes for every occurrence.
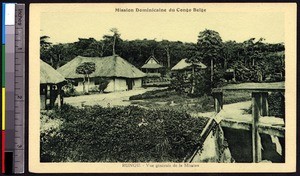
[41,104,209,162]
[129,89,176,100]
[241,92,285,117]
[129,89,251,114]
[223,90,252,104]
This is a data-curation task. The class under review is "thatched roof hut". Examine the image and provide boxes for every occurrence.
[40,60,66,84]
[171,58,207,71]
[57,55,146,92]
[141,56,163,69]
[57,55,146,79]
[40,60,66,110]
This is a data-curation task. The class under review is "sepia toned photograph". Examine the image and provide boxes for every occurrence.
[29,3,296,173]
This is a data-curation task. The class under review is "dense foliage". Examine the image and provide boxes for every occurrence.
[184,29,284,95]
[41,28,285,95]
[76,62,96,75]
[268,92,285,117]
[40,34,197,70]
[41,29,284,73]
[41,105,209,162]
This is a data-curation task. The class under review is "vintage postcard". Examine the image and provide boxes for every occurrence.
[29,3,296,173]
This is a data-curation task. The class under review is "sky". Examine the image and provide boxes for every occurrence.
[40,11,284,44]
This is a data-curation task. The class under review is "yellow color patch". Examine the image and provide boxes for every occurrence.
[2,88,5,130]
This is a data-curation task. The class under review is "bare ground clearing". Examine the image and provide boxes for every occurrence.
[64,87,164,107]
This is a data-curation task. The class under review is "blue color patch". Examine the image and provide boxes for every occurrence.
[2,3,5,44]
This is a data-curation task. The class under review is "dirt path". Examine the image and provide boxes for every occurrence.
[64,87,162,107]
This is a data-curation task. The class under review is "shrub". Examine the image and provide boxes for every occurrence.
[129,89,177,100]
[193,70,212,96]
[63,82,78,97]
[181,94,215,113]
[97,78,110,93]
[169,73,190,94]
[40,111,65,162]
[41,105,209,162]
[88,85,100,93]
[243,92,285,118]
[268,92,285,117]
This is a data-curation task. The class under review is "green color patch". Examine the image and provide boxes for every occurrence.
[2,45,4,87]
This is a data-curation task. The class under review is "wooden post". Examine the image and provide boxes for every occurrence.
[87,74,90,93]
[40,85,46,110]
[261,92,269,116]
[280,92,285,124]
[51,85,55,108]
[213,92,223,113]
[252,92,262,163]
[57,85,61,108]
[46,84,50,110]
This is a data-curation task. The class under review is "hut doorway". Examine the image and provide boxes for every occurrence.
[40,84,64,110]
[126,79,134,90]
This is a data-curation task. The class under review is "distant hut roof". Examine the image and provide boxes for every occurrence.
[57,55,146,79]
[141,56,163,69]
[40,60,66,84]
[171,58,207,71]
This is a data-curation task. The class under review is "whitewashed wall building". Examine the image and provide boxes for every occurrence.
[57,55,146,92]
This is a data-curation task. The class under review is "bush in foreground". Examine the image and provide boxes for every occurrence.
[129,89,177,100]
[41,104,209,162]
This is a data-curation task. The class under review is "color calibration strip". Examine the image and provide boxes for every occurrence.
[1,3,25,174]
[2,3,15,174]
[2,3,8,173]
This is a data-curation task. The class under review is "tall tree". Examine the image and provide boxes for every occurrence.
[195,29,223,82]
[76,62,96,93]
[40,36,53,65]
[242,38,255,66]
[159,40,171,70]
[223,40,238,69]
[103,28,121,55]
[40,36,52,49]
[48,44,66,69]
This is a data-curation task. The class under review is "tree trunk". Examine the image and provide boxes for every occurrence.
[87,74,90,93]
[191,65,195,94]
[50,57,54,68]
[83,77,86,93]
[166,47,171,69]
[211,58,214,82]
[100,43,106,57]
[224,55,227,70]
[244,49,247,65]
[57,54,61,69]
[113,35,116,55]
